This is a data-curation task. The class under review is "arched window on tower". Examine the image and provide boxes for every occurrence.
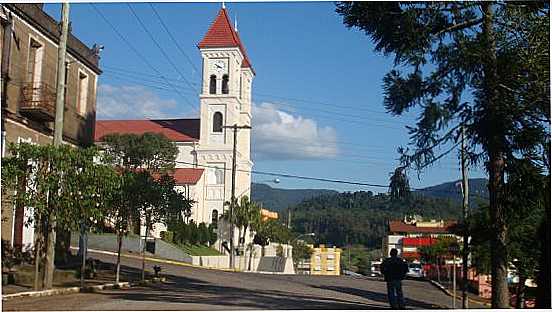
[209,75,217,94]
[222,74,229,94]
[212,112,223,133]
[212,210,218,227]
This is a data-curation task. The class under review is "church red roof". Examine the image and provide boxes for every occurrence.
[170,168,204,185]
[95,119,200,142]
[198,8,254,74]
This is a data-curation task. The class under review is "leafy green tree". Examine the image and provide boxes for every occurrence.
[291,240,313,268]
[1,143,116,289]
[336,2,549,307]
[99,132,191,281]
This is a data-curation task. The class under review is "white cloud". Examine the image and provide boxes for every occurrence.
[96,84,180,120]
[252,102,338,160]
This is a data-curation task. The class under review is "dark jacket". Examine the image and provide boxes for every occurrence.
[381,256,408,282]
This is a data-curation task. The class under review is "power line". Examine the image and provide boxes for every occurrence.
[126,3,199,96]
[101,69,409,130]
[89,3,199,113]
[148,3,200,82]
[170,159,488,200]
[98,66,412,127]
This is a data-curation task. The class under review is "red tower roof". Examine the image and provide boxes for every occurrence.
[198,8,254,74]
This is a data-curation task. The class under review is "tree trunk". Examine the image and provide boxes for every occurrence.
[141,222,148,281]
[43,213,56,289]
[481,2,509,308]
[516,275,526,309]
[79,224,87,288]
[33,215,43,291]
[247,244,254,271]
[116,231,123,284]
[436,257,441,284]
[536,180,551,308]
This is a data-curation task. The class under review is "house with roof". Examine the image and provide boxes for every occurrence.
[95,7,254,247]
[384,215,460,260]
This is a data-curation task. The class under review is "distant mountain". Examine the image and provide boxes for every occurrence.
[417,178,488,205]
[251,183,338,212]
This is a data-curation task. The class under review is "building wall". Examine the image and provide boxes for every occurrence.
[309,245,341,276]
[1,4,100,147]
[0,4,100,248]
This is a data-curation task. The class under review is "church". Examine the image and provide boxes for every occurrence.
[95,7,254,240]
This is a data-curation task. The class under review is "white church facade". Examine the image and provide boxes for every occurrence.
[95,7,254,243]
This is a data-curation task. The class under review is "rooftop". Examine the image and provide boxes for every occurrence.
[198,8,254,74]
[388,220,457,234]
[95,119,200,142]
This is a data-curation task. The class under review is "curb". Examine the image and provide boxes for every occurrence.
[2,281,131,300]
[429,280,492,307]
[78,248,239,272]
[2,276,168,301]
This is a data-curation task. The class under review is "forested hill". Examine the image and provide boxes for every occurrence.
[251,183,338,212]
[290,191,463,249]
[417,178,489,202]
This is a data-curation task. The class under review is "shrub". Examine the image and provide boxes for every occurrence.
[188,222,198,245]
[160,231,174,243]
[197,223,209,245]
[208,224,218,246]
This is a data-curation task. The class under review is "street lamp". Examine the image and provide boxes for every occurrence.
[288,232,315,262]
[292,232,316,243]
[258,178,280,184]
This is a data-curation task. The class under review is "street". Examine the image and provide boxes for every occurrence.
[3,252,484,310]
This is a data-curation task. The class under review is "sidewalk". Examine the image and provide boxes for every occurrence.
[2,255,156,297]
[429,280,491,308]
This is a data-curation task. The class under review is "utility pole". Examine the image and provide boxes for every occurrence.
[44,2,69,290]
[223,124,251,270]
[461,125,470,309]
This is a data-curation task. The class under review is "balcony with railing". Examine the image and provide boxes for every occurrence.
[19,82,56,122]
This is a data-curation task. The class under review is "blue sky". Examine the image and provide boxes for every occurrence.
[45,2,485,192]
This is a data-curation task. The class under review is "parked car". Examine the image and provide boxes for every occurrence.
[406,262,424,279]
[370,260,382,277]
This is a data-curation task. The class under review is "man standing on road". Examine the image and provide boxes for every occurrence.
[381,248,409,309]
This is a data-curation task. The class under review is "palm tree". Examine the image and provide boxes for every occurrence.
[223,196,261,253]
[389,166,410,199]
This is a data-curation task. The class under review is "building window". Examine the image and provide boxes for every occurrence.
[27,38,43,87]
[209,75,216,94]
[207,165,225,185]
[212,112,223,133]
[212,210,218,227]
[222,74,229,94]
[77,71,88,116]
[215,168,224,185]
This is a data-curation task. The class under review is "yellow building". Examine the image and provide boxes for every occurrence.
[308,245,342,276]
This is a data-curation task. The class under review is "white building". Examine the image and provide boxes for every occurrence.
[95,7,254,246]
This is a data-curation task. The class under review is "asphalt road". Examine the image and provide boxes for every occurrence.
[3,252,484,310]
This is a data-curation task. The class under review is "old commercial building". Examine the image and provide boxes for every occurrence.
[0,3,101,250]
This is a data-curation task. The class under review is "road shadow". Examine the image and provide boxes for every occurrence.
[96,272,387,310]
[311,285,443,309]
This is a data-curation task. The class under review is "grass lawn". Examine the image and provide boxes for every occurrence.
[174,243,222,256]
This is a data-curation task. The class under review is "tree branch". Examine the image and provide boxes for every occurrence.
[434,18,483,36]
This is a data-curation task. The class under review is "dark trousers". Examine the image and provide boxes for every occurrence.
[386,279,406,309]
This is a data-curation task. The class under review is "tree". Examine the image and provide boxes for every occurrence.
[389,166,410,199]
[99,132,191,281]
[468,160,547,308]
[1,143,116,289]
[336,2,549,307]
[223,196,262,258]
[291,240,313,267]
